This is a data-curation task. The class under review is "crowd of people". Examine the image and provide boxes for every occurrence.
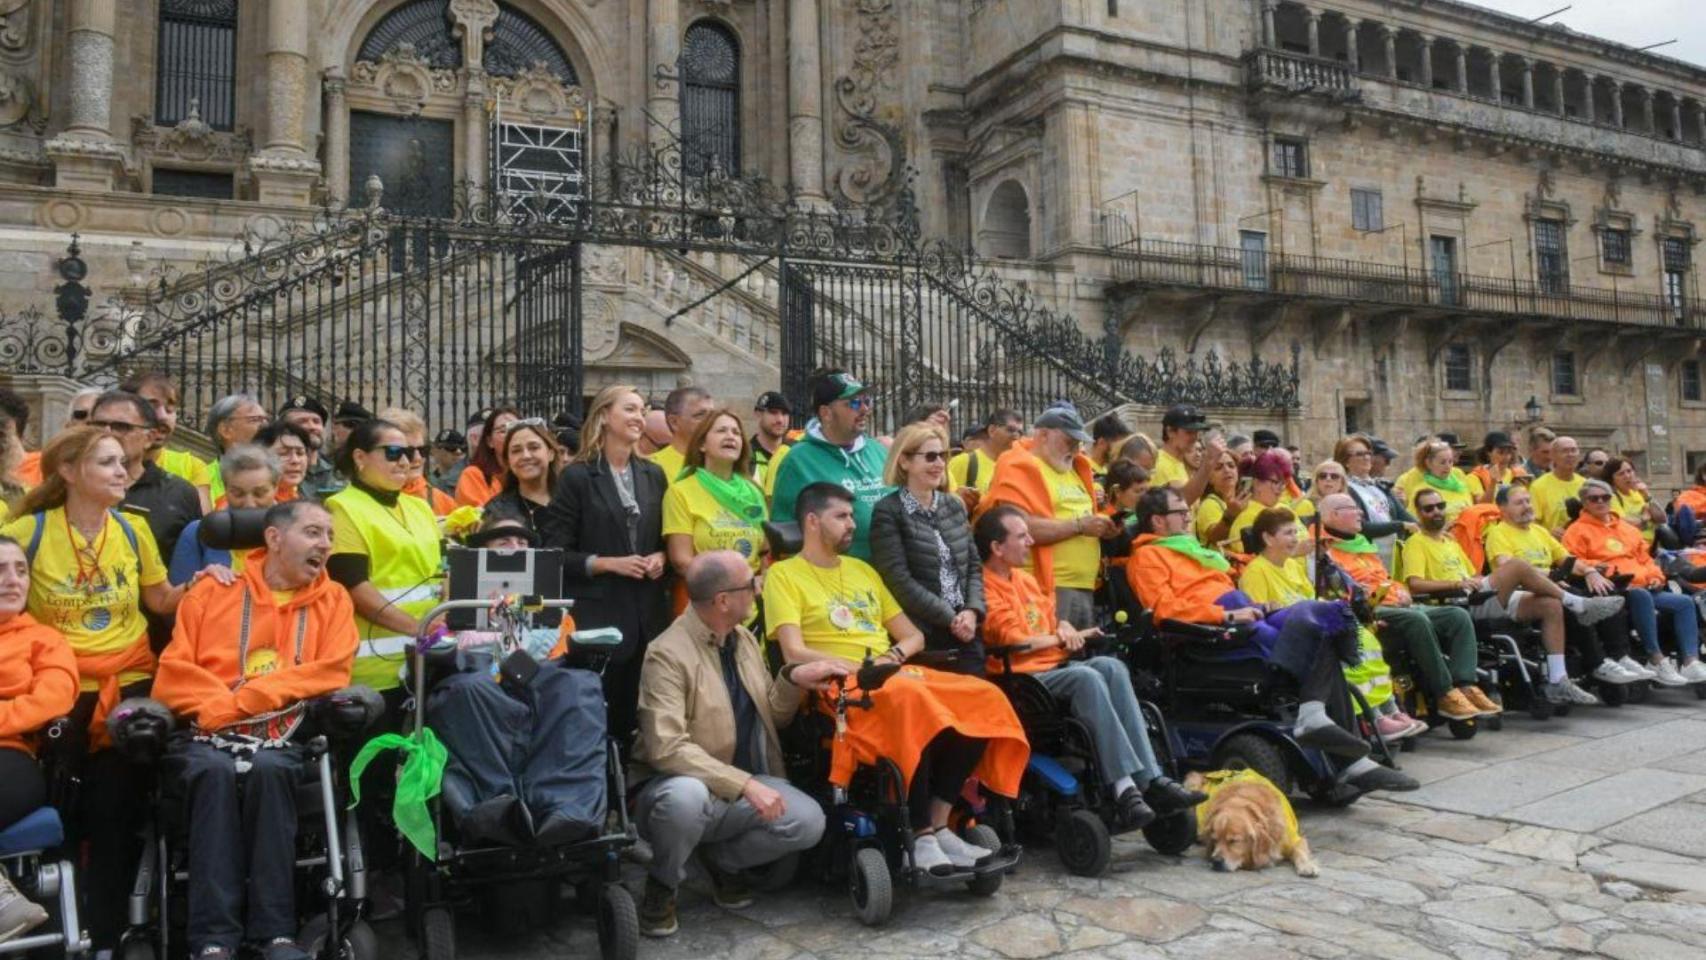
[0,364,1704,954]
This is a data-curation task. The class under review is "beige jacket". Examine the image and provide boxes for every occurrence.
[634,606,805,800]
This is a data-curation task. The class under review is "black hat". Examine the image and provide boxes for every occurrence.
[1436,431,1467,449]
[1034,405,1092,443]
[1483,430,1516,451]
[463,516,540,548]
[1162,404,1212,432]
[467,408,493,428]
[278,395,328,422]
[333,400,374,425]
[1368,438,1398,460]
[808,371,867,410]
[433,429,466,450]
[755,390,792,414]
[1252,428,1282,449]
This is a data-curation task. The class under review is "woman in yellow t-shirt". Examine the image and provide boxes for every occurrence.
[663,408,768,617]
[1605,456,1666,543]
[1406,439,1474,523]
[1226,450,1310,557]
[1193,448,1245,549]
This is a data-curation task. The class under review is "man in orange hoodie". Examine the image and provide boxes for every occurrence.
[1125,488,1417,794]
[983,405,1114,628]
[154,500,357,960]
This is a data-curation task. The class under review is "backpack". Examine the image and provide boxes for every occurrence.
[24,509,141,564]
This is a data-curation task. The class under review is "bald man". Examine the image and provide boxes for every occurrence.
[639,408,673,458]
[1530,436,1585,537]
[632,550,848,937]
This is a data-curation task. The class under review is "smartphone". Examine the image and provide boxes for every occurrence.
[1236,476,1255,499]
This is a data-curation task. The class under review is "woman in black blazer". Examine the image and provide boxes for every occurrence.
[869,423,985,673]
[538,384,669,739]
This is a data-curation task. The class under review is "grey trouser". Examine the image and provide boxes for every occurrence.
[1055,587,1096,629]
[1035,656,1160,788]
[636,774,825,888]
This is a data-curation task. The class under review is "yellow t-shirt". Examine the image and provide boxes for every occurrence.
[649,445,687,487]
[1152,449,1190,490]
[1399,532,1476,584]
[1193,494,1228,547]
[762,443,794,502]
[763,554,902,663]
[1,507,167,689]
[662,471,766,571]
[1045,461,1100,590]
[1238,553,1315,607]
[157,448,212,490]
[1529,472,1586,533]
[947,449,997,494]
[1484,522,1568,570]
[1225,499,1309,554]
[1395,466,1479,512]
[1614,489,1655,541]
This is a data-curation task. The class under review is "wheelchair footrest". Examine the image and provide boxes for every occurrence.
[901,844,1023,888]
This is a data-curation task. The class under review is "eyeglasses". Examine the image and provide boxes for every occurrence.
[718,579,758,596]
[1165,508,1191,517]
[1416,502,1446,514]
[373,444,425,462]
[232,414,270,426]
[1582,493,1612,503]
[89,419,145,435]
[908,450,946,463]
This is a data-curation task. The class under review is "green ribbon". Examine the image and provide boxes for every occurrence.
[350,728,448,860]
[1422,470,1467,495]
[1332,533,1379,554]
[690,468,768,524]
[1153,534,1231,571]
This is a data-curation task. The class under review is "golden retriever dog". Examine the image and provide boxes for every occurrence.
[1184,770,1318,877]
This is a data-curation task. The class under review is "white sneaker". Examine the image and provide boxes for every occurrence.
[935,829,994,869]
[908,831,954,874]
[0,870,47,944]
[1618,656,1658,681]
[1679,660,1706,684]
[1651,657,1691,687]
[1542,677,1601,705]
[1592,659,1640,685]
[1575,595,1625,626]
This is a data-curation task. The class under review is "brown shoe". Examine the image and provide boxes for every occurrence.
[1461,685,1503,716]
[1435,688,1480,721]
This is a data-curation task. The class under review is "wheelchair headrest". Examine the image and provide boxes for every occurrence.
[198,508,270,552]
[570,626,623,649]
[763,521,804,558]
[106,698,175,763]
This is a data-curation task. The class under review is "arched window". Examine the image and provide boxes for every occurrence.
[156,0,238,130]
[680,22,741,176]
[357,0,462,70]
[980,180,1032,259]
[485,6,577,84]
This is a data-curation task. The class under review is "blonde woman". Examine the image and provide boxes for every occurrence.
[377,407,455,517]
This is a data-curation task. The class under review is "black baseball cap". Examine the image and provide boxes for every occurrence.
[467,408,493,428]
[278,395,328,421]
[333,400,374,425]
[755,390,792,414]
[1252,428,1282,449]
[809,371,867,410]
[1483,430,1516,451]
[1034,405,1092,443]
[1368,438,1398,460]
[433,429,466,449]
[1162,404,1212,432]
[1436,431,1467,450]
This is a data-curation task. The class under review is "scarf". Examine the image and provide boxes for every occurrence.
[1332,533,1379,554]
[350,728,448,859]
[1153,534,1230,571]
[693,468,767,524]
[1421,471,1467,495]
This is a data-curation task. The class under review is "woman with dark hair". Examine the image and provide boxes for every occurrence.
[487,418,562,530]
[1100,458,1151,565]
[538,385,667,739]
[324,418,443,695]
[454,405,520,508]
[1604,456,1666,542]
[255,419,311,503]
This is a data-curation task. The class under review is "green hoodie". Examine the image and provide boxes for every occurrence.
[769,423,893,561]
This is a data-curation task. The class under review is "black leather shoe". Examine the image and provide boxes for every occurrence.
[1114,787,1157,831]
[1294,722,1372,759]
[459,796,534,847]
[1347,764,1420,792]
[1143,776,1208,814]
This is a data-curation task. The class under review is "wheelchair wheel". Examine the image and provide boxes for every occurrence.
[1141,811,1197,857]
[1528,696,1555,721]
[1694,683,1706,701]
[119,936,156,960]
[597,883,639,960]
[963,824,1004,897]
[850,846,893,927]
[1448,719,1478,741]
[1054,809,1111,877]
[420,906,455,960]
[1598,681,1627,707]
[299,914,379,960]
[1214,734,1293,796]
[1628,681,1651,703]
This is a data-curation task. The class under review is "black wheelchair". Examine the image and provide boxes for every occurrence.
[0,716,91,958]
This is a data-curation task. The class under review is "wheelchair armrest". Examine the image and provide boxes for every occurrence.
[37,716,79,762]
[107,698,176,764]
[306,686,385,740]
[906,650,963,670]
[1157,619,1237,641]
[762,522,803,559]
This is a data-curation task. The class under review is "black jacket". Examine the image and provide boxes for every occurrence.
[868,489,984,648]
[1346,479,1414,539]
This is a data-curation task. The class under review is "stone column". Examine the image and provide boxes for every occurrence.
[1520,58,1535,109]
[1669,96,1682,139]
[1610,80,1624,127]
[1419,36,1433,88]
[648,0,682,149]
[1381,26,1397,80]
[1552,69,1566,116]
[1305,8,1320,57]
[465,75,489,192]
[1454,44,1468,92]
[1583,75,1595,123]
[249,0,321,205]
[48,0,124,190]
[1641,87,1655,132]
[1345,21,1360,71]
[323,69,350,207]
[788,0,827,203]
[1489,52,1502,103]
[1694,103,1706,144]
[1262,1,1277,48]
[591,103,617,176]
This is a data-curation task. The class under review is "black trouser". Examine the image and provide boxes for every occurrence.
[907,730,986,826]
[356,688,407,873]
[70,684,150,950]
[0,748,43,829]
[1566,608,1631,665]
[164,741,307,953]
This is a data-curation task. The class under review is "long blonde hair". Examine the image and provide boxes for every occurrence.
[574,384,643,464]
[9,426,116,520]
[883,422,950,490]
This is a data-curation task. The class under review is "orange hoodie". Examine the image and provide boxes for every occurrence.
[980,439,1098,595]
[1676,486,1706,520]
[1126,532,1236,625]
[156,550,359,731]
[1561,513,1664,588]
[0,614,78,756]
[981,566,1067,674]
[404,476,455,517]
[454,467,498,508]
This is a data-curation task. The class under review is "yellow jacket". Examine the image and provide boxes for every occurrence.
[1194,769,1303,853]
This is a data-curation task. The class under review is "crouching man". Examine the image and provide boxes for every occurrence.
[633,550,849,937]
[153,501,359,960]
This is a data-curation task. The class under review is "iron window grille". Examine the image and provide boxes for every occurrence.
[1443,343,1473,391]
[1552,350,1578,396]
[1271,138,1308,179]
[156,0,237,131]
[1683,360,1702,403]
[1535,220,1568,295]
[681,22,741,177]
[1601,229,1632,266]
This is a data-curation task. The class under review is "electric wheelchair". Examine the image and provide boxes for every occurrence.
[0,716,92,958]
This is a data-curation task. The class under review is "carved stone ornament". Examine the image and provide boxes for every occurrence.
[0,0,30,56]
[0,68,31,128]
[490,62,586,125]
[132,100,253,165]
[832,0,904,207]
[349,43,463,113]
[448,0,499,65]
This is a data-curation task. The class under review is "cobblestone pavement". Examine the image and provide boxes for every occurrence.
[386,692,1706,960]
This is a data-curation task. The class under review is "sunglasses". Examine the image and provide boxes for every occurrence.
[373,444,427,462]
[1416,502,1446,514]
[908,450,946,463]
[1582,493,1612,503]
[1318,472,1345,480]
[89,419,145,434]
[509,417,548,431]
[846,396,872,412]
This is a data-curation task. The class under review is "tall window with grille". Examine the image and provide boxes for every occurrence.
[155,0,238,131]
[680,22,741,177]
[1601,228,1632,267]
[1535,219,1568,295]
[1664,237,1692,324]
[1443,343,1473,391]
[1271,138,1308,179]
[1551,350,1578,397]
[1682,360,1702,403]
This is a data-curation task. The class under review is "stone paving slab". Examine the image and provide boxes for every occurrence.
[1521,718,1706,773]
[1600,792,1706,859]
[1505,768,1706,832]
[1393,756,1606,816]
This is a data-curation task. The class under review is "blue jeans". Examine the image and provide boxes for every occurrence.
[1625,588,1701,659]
[1035,656,1161,787]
